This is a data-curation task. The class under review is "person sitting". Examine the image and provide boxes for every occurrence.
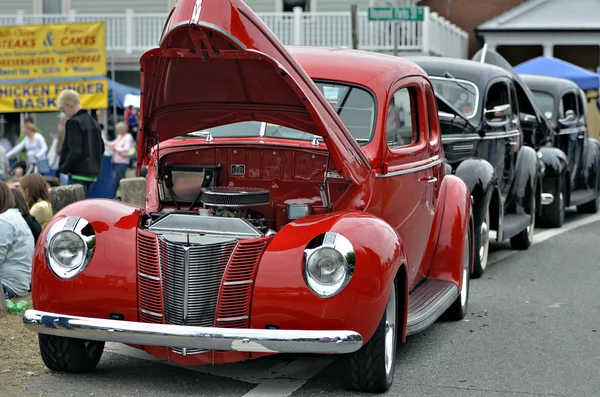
[0,181,35,299]
[19,173,53,228]
[11,188,42,244]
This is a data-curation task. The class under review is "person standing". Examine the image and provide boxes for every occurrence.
[104,122,134,198]
[57,89,105,198]
[5,122,48,170]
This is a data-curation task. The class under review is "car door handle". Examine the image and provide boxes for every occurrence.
[419,176,438,183]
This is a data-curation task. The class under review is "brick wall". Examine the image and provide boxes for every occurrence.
[419,0,529,58]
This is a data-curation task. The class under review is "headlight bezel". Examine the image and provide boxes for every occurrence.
[303,232,355,298]
[45,216,97,280]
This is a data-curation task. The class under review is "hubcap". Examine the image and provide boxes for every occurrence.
[384,283,397,376]
[527,196,536,238]
[479,209,490,269]
[461,228,470,307]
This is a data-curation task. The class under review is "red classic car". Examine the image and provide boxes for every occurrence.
[24,0,474,392]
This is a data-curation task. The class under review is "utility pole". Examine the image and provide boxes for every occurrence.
[393,0,400,56]
[351,4,359,49]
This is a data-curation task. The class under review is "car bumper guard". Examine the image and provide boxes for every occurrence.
[23,310,363,354]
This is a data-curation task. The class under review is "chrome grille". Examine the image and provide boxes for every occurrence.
[158,236,237,355]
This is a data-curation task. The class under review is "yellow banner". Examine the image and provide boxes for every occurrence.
[0,80,108,112]
[0,22,106,80]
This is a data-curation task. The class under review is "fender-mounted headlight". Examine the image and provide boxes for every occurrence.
[45,216,96,280]
[303,232,355,298]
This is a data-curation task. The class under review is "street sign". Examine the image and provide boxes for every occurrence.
[368,7,425,22]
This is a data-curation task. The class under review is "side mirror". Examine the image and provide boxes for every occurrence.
[484,104,511,128]
[558,109,577,127]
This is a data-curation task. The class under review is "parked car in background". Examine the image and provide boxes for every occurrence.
[473,47,600,227]
[23,0,474,393]
[406,56,541,278]
[520,74,600,218]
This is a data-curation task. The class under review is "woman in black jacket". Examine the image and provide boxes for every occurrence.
[11,188,42,243]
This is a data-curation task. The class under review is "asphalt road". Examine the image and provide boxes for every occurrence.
[5,209,600,397]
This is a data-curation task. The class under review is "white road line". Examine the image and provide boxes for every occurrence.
[487,211,600,266]
[241,356,335,397]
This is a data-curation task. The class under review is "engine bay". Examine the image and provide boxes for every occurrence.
[143,145,352,236]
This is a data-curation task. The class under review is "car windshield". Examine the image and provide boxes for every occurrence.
[181,81,376,144]
[532,91,555,119]
[430,76,479,119]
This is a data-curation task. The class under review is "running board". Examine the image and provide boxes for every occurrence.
[570,189,596,207]
[501,213,531,241]
[406,279,458,336]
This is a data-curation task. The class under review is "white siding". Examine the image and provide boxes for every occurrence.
[0,0,33,14]
[244,0,277,12]
[70,0,171,14]
[317,0,371,12]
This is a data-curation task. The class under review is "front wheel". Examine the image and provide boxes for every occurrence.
[471,205,490,279]
[39,334,104,373]
[342,280,398,393]
[540,176,565,227]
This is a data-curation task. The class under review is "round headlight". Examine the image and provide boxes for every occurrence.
[45,216,96,280]
[306,247,346,285]
[304,232,355,298]
[49,231,86,269]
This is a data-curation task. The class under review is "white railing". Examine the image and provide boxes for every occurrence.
[0,7,468,58]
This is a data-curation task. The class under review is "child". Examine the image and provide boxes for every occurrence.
[19,173,53,228]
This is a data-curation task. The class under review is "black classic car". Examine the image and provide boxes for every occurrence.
[520,74,600,220]
[472,47,600,227]
[406,56,541,278]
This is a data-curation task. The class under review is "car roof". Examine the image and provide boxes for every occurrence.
[287,46,427,87]
[404,56,513,89]
[519,74,581,97]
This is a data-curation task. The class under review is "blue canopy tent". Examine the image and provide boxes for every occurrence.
[0,76,140,108]
[514,56,600,90]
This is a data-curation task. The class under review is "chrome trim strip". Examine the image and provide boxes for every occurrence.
[140,308,163,318]
[375,158,444,178]
[138,272,160,281]
[217,316,249,322]
[223,280,253,286]
[23,310,363,354]
[442,130,520,144]
[190,0,203,25]
[453,144,474,151]
[182,246,190,323]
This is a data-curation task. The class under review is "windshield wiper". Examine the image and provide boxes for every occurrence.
[443,72,476,97]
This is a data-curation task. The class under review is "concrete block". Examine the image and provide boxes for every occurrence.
[119,177,146,208]
[49,184,85,213]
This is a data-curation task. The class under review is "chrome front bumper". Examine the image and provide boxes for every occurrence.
[23,310,363,354]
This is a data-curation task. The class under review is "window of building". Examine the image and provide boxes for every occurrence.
[43,0,61,13]
[283,0,310,12]
[386,87,418,148]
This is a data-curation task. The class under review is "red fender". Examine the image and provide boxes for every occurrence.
[31,199,141,321]
[250,211,407,345]
[426,175,473,288]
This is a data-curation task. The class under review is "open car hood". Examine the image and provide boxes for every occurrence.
[472,46,553,145]
[434,92,478,131]
[137,0,370,184]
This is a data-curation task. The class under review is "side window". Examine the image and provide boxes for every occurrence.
[561,92,578,119]
[509,83,520,127]
[484,81,511,131]
[386,87,418,148]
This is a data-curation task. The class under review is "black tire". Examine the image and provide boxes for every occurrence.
[444,219,472,321]
[540,177,565,228]
[576,171,600,214]
[342,279,398,393]
[471,204,490,279]
[510,192,536,250]
[39,334,104,373]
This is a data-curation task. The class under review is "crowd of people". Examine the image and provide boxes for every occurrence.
[1,90,138,301]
